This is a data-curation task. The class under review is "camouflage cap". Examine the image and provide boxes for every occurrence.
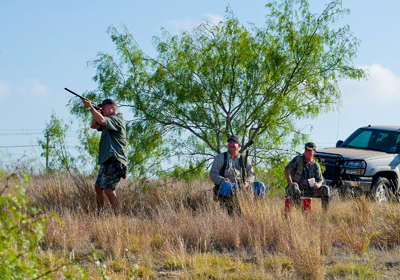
[98,99,117,107]
[305,142,316,150]
[227,135,240,144]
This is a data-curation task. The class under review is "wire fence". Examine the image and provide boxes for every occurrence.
[0,129,81,149]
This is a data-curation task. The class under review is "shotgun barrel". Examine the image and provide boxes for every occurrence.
[64,88,101,111]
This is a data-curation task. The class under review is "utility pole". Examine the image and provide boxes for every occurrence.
[46,132,50,171]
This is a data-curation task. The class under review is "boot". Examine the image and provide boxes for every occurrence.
[292,194,301,208]
[322,196,330,211]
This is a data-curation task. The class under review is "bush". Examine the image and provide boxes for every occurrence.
[0,172,85,279]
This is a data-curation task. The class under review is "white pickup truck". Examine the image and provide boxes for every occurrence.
[314,125,400,202]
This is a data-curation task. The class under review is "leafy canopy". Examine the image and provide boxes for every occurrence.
[70,0,365,176]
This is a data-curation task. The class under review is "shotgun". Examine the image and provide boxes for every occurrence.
[64,88,101,112]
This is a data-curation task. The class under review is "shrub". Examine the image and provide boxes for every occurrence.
[0,173,85,279]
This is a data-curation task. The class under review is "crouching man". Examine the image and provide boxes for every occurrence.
[285,142,330,211]
[209,135,265,211]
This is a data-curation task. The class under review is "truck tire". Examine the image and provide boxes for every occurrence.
[370,176,392,203]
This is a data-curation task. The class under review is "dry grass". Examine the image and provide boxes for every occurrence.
[373,204,400,247]
[9,174,400,279]
[331,198,374,256]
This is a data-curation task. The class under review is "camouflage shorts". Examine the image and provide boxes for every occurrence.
[95,164,121,190]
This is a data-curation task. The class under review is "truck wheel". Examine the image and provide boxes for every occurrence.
[370,177,392,203]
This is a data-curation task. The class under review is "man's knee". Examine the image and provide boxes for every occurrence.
[252,181,265,196]
[321,185,330,197]
[286,184,300,196]
[104,188,117,197]
[219,181,233,196]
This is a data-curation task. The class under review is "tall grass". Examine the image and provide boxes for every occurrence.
[12,174,400,279]
[331,198,374,256]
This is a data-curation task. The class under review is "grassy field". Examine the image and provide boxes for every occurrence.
[4,174,400,279]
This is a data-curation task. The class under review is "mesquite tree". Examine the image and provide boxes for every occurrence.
[70,0,365,176]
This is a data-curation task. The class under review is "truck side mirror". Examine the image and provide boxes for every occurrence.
[336,140,343,148]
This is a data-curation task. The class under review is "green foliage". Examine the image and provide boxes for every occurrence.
[125,120,167,177]
[162,161,208,182]
[254,154,289,195]
[37,111,77,174]
[76,122,100,174]
[0,173,86,279]
[38,111,101,175]
[326,261,376,278]
[70,0,365,177]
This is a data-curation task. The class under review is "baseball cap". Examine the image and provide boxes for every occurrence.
[98,99,117,107]
[305,142,316,150]
[227,135,240,144]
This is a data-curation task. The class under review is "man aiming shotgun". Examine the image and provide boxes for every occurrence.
[67,88,127,215]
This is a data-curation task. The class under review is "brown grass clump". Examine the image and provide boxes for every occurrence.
[27,174,96,214]
[12,174,400,279]
[278,208,326,280]
[44,210,91,253]
[236,191,286,249]
[331,198,374,255]
[371,203,400,248]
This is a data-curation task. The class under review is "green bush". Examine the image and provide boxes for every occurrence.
[0,172,85,279]
[162,162,208,182]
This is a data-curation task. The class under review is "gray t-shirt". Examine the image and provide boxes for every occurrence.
[98,113,127,166]
[209,152,255,185]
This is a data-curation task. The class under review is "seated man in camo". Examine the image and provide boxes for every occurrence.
[284,142,330,210]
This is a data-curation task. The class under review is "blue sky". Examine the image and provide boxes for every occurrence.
[1,0,400,166]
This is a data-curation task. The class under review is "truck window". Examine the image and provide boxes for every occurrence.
[342,128,400,152]
[369,131,387,150]
[347,130,372,148]
[369,132,398,152]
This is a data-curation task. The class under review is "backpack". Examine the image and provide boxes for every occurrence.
[219,151,247,184]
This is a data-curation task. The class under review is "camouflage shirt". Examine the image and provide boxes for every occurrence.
[285,155,323,189]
